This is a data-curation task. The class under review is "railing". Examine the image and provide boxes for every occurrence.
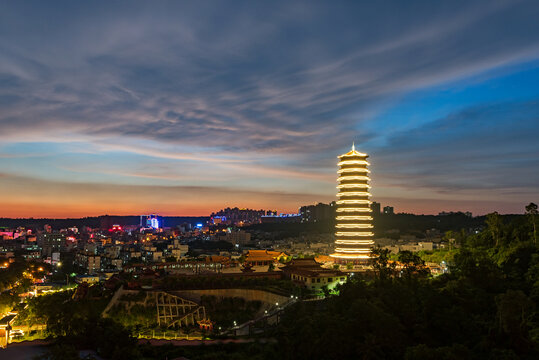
[137,329,203,340]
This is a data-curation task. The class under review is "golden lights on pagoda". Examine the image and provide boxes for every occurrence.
[330,144,375,262]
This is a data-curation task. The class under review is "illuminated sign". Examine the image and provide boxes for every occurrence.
[141,214,161,229]
[110,224,123,232]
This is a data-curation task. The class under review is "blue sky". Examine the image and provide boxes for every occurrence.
[0,0,538,217]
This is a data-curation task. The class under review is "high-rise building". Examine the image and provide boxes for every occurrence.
[371,201,381,215]
[140,214,161,229]
[330,144,374,263]
[210,207,266,225]
[299,202,336,223]
[38,233,65,258]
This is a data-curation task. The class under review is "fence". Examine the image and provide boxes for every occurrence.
[137,329,203,341]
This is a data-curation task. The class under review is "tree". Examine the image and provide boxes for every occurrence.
[495,289,535,353]
[397,251,428,282]
[525,203,538,245]
[443,230,457,250]
[0,292,16,315]
[486,212,502,247]
[443,230,456,243]
[371,247,396,282]
[321,285,330,298]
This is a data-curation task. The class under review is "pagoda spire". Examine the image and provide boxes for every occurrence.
[352,142,355,151]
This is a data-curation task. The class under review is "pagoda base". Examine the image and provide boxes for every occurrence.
[330,255,372,265]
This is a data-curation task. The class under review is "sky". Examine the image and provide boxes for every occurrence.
[0,0,538,218]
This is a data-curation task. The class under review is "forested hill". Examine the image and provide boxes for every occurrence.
[246,213,526,237]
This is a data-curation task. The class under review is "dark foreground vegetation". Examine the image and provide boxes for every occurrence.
[276,210,539,360]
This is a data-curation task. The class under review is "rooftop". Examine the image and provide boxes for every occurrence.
[0,314,17,327]
[339,143,367,158]
[244,250,287,262]
[281,258,345,278]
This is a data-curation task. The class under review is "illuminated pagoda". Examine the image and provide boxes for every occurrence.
[330,143,374,263]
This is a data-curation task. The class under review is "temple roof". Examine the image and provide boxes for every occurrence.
[244,250,287,262]
[339,143,367,158]
[281,258,345,278]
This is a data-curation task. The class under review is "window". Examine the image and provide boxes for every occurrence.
[328,278,333,282]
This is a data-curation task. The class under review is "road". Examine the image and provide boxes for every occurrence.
[0,340,49,359]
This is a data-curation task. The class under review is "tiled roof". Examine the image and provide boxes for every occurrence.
[281,258,345,278]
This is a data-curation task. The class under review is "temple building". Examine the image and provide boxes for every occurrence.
[330,144,374,263]
[281,258,347,294]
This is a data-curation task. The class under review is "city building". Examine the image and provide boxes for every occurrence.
[140,214,161,229]
[383,206,394,215]
[38,233,65,258]
[330,144,374,263]
[75,275,100,284]
[75,253,101,274]
[216,230,252,245]
[141,245,163,263]
[167,240,189,260]
[260,213,301,223]
[383,242,434,254]
[210,207,267,226]
[370,201,381,215]
[109,258,123,270]
[121,249,142,263]
[299,202,335,223]
[211,216,225,225]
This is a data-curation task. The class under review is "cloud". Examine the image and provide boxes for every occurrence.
[0,1,538,215]
[2,1,539,153]
[372,100,539,198]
